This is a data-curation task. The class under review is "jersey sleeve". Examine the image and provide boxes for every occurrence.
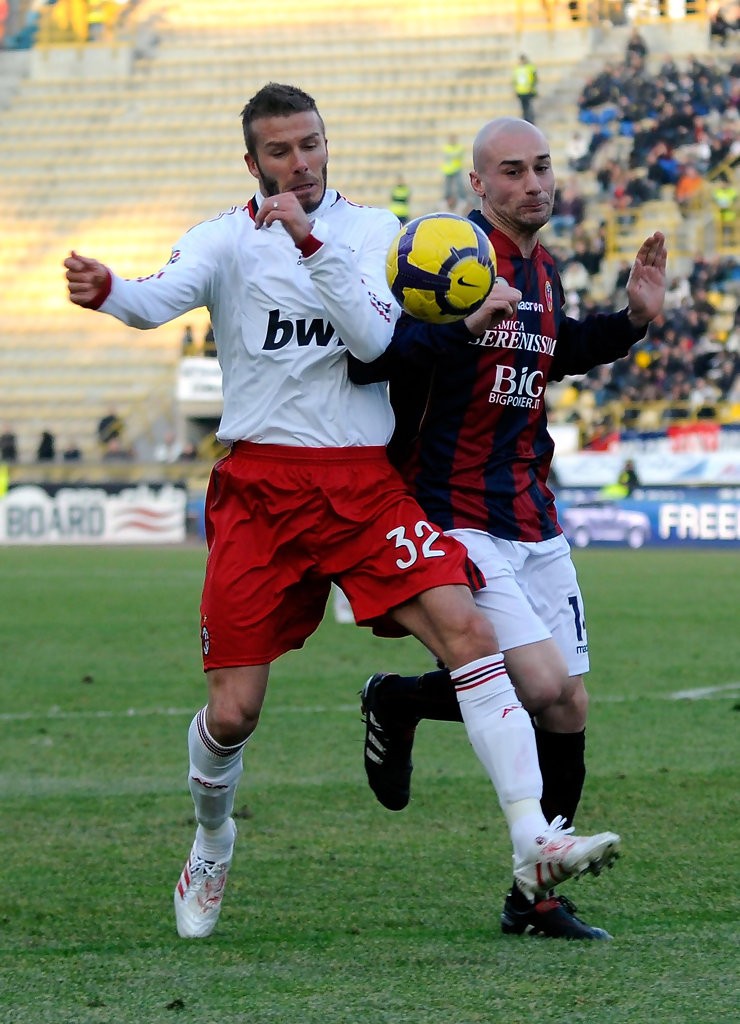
[549,308,647,381]
[347,311,472,383]
[98,220,221,329]
[301,210,401,363]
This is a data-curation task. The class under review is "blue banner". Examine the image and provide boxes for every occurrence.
[556,487,740,548]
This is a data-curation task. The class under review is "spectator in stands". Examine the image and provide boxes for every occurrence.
[512,54,537,124]
[440,133,467,211]
[203,322,217,357]
[689,376,721,416]
[664,275,692,311]
[565,130,590,172]
[625,27,649,68]
[0,424,18,462]
[674,163,705,216]
[583,419,617,451]
[712,351,740,398]
[691,286,718,320]
[36,430,55,462]
[177,442,198,461]
[181,324,196,355]
[62,440,82,461]
[549,179,586,237]
[713,172,738,243]
[648,141,682,187]
[678,126,713,175]
[3,0,40,50]
[572,225,606,278]
[87,0,107,42]
[388,175,411,226]
[559,251,590,296]
[710,7,735,47]
[102,437,133,460]
[154,430,182,463]
[614,260,632,292]
[577,64,620,110]
[97,408,124,448]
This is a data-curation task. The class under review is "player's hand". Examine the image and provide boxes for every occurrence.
[64,251,112,308]
[626,231,667,328]
[463,279,522,336]
[254,192,314,247]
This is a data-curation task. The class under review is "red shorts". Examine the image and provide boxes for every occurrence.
[199,442,484,668]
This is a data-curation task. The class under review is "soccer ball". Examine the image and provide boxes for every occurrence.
[386,212,497,324]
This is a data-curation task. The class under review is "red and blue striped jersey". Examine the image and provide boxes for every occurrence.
[350,211,643,542]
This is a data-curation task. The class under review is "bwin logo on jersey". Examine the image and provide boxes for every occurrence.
[488,365,544,408]
[263,309,344,350]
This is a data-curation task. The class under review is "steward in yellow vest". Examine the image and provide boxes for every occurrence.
[389,178,411,224]
[513,55,538,123]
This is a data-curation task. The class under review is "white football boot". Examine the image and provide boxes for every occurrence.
[174,819,237,938]
[514,815,620,901]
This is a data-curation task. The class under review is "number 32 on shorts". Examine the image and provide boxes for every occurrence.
[386,521,446,569]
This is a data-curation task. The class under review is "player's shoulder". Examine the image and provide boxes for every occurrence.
[177,204,256,253]
[189,204,255,235]
[332,191,399,226]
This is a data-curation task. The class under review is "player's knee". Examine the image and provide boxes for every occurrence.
[517,662,569,712]
[208,702,260,745]
[207,676,262,744]
[535,676,589,732]
[563,677,589,721]
[444,606,500,665]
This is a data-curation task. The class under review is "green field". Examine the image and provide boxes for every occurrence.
[1,546,738,1024]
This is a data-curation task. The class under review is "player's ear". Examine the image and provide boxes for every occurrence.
[244,152,259,179]
[469,171,484,198]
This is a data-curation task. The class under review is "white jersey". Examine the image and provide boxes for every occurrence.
[100,189,401,447]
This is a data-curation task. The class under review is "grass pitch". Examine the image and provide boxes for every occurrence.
[0,546,738,1024]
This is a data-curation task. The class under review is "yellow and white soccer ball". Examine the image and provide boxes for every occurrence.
[386,212,497,324]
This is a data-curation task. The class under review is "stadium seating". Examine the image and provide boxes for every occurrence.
[0,0,725,462]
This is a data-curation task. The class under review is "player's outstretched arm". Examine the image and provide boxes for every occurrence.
[625,231,667,329]
[64,251,112,309]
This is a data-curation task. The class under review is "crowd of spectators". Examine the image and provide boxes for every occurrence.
[0,407,206,463]
[574,33,739,217]
[559,254,740,441]
[543,26,740,439]
[0,425,85,463]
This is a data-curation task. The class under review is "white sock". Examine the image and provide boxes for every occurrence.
[509,811,551,865]
[451,655,548,856]
[196,819,237,863]
[187,707,246,835]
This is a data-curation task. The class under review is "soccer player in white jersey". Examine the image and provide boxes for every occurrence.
[64,83,619,940]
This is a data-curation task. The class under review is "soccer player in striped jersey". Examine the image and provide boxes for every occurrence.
[351,117,666,940]
[64,91,621,941]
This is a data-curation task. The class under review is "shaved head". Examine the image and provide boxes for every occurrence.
[472,117,550,172]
